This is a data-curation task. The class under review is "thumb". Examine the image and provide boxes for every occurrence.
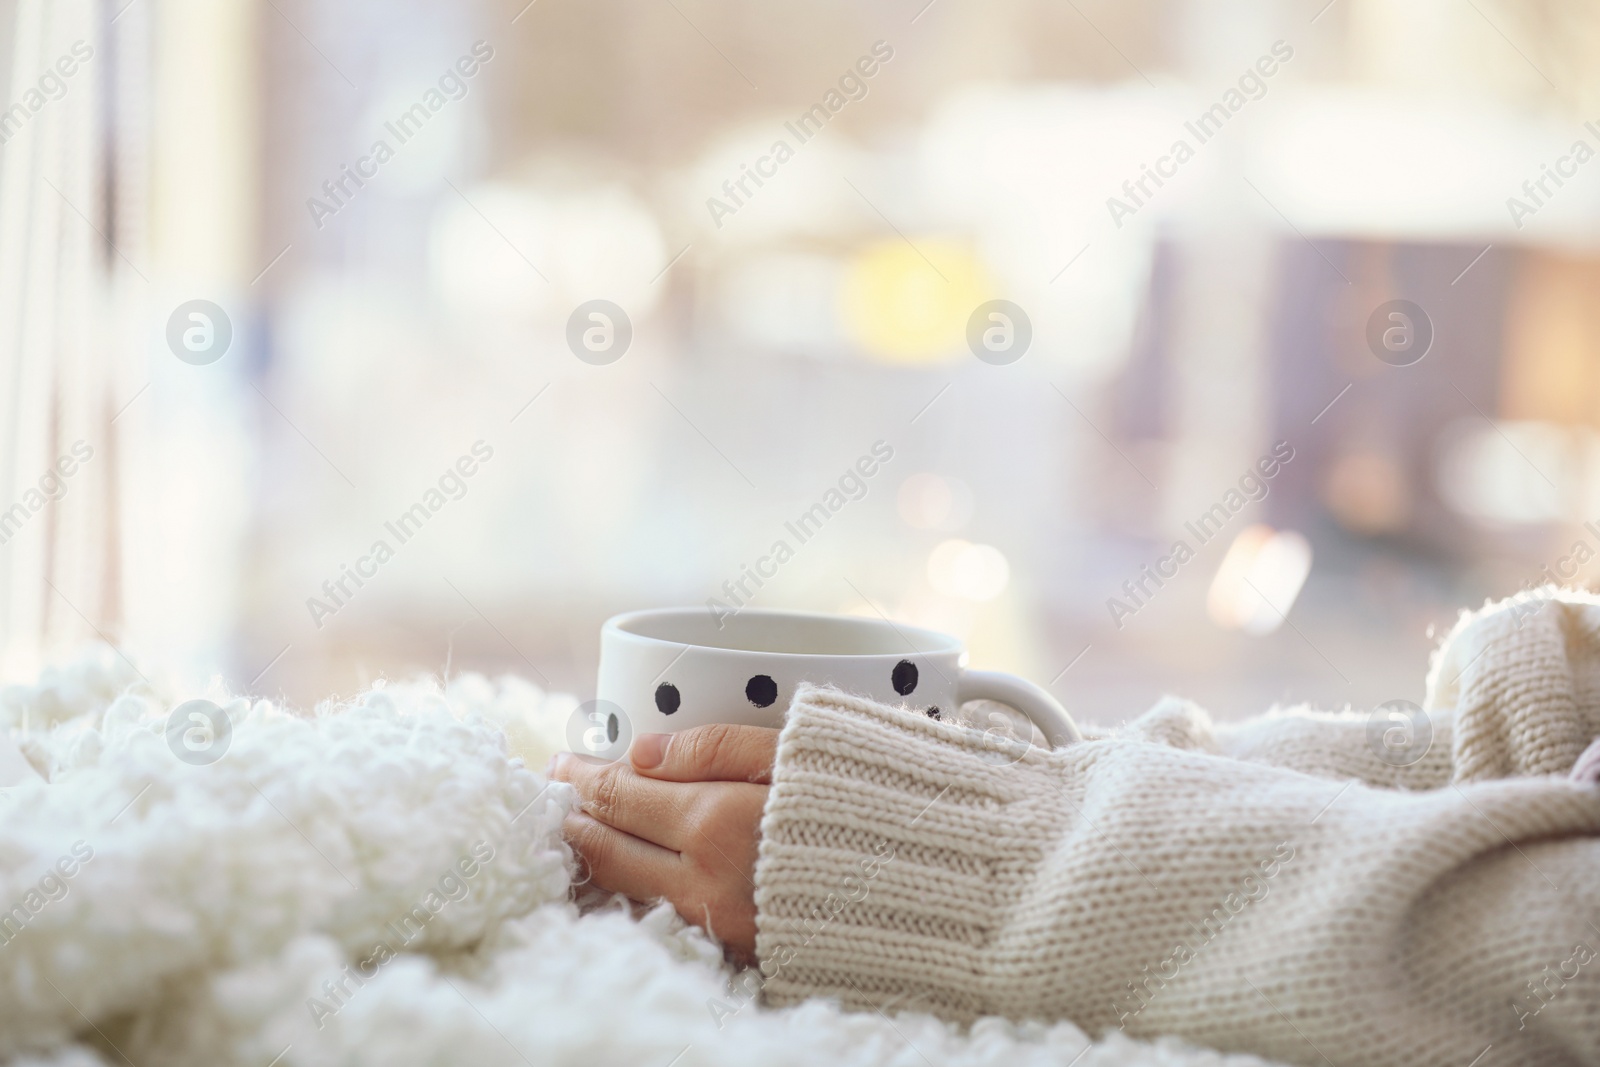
[629,723,777,784]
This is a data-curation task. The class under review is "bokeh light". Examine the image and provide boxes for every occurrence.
[897,472,974,531]
[839,240,988,363]
[7,0,1600,728]
[927,539,1011,602]
[1207,526,1313,636]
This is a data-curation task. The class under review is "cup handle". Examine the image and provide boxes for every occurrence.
[957,669,1082,749]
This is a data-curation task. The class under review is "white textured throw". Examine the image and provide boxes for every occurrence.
[0,651,1286,1067]
[753,591,1600,1067]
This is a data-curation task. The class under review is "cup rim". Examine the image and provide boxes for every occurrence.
[602,606,963,658]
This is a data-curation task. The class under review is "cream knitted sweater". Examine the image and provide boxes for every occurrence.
[752,592,1600,1067]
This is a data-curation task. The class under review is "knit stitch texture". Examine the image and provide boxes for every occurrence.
[752,591,1600,1067]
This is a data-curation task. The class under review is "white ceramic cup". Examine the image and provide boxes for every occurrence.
[579,607,1081,759]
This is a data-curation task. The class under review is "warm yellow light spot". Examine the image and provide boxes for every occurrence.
[839,239,989,363]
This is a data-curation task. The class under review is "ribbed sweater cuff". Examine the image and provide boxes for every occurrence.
[750,684,1055,1022]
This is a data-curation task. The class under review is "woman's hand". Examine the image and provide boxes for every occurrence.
[548,724,778,958]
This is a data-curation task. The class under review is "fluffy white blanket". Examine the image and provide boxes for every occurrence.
[0,648,1290,1067]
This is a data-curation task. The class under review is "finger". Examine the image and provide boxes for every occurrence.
[629,723,777,784]
[549,754,699,851]
[562,812,679,901]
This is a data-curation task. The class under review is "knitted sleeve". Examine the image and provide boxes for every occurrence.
[1119,697,1459,789]
[1426,589,1600,780]
[1126,590,1600,787]
[752,686,1600,1066]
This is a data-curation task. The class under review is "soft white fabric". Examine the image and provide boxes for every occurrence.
[0,647,1285,1067]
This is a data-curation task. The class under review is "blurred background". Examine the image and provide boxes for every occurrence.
[2,0,1599,730]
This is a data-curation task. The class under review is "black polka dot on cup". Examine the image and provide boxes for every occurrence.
[745,674,777,708]
[566,699,632,763]
[892,659,918,696]
[566,299,632,365]
[166,300,233,366]
[966,300,1031,365]
[654,682,680,715]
